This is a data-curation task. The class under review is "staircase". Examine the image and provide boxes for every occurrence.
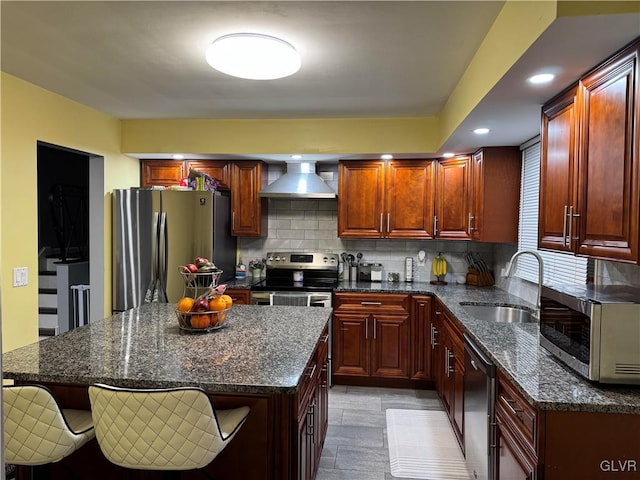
[38,249,90,338]
[38,256,60,337]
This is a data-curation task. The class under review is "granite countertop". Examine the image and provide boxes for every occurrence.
[3,303,331,395]
[338,280,640,414]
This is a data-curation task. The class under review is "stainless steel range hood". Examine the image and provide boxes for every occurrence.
[258,161,336,199]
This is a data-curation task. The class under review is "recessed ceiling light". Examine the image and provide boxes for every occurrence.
[473,128,490,135]
[528,73,555,84]
[291,154,302,160]
[442,152,455,158]
[172,154,184,160]
[381,154,393,160]
[205,33,302,80]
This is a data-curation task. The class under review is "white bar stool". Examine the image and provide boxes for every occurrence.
[3,385,95,476]
[88,384,250,478]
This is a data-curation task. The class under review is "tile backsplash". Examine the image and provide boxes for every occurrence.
[239,197,500,283]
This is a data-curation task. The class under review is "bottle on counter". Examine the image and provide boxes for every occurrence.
[235,260,247,280]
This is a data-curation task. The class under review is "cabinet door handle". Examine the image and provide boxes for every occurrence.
[387,212,390,233]
[365,319,368,339]
[446,349,454,377]
[468,212,473,234]
[430,325,438,349]
[444,347,449,377]
[373,318,377,340]
[361,301,382,306]
[568,205,573,245]
[232,211,236,231]
[306,363,317,379]
[380,212,384,233]
[562,205,568,246]
[570,205,580,242]
[321,334,329,343]
[306,401,315,438]
[434,215,438,236]
[500,395,523,417]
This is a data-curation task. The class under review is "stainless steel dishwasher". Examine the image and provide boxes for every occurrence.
[463,333,496,480]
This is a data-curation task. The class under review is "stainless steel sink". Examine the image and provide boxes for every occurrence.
[461,304,535,323]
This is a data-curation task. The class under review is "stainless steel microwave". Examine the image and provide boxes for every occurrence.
[539,284,640,385]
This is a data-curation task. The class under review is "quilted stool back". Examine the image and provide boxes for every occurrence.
[88,384,249,471]
[3,385,95,466]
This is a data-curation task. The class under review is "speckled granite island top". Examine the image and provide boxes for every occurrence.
[338,281,640,414]
[3,303,331,394]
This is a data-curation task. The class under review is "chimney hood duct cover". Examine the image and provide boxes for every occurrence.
[258,162,336,198]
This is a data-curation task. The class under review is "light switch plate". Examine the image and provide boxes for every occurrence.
[13,267,28,287]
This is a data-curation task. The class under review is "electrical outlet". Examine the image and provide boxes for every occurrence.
[13,267,28,287]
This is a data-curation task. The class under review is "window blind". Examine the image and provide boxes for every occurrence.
[515,140,589,285]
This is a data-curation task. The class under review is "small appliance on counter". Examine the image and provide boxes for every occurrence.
[405,257,414,282]
[358,263,383,282]
[539,284,640,385]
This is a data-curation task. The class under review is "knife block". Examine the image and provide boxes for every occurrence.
[466,267,495,286]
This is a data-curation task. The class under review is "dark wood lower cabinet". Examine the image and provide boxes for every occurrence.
[225,288,251,305]
[332,293,415,386]
[410,296,432,380]
[496,414,536,480]
[432,299,464,448]
[296,326,329,480]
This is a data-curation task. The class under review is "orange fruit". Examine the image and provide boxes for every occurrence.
[191,313,211,329]
[209,296,227,311]
[177,297,195,313]
[220,294,233,308]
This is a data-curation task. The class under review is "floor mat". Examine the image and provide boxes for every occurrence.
[386,409,470,480]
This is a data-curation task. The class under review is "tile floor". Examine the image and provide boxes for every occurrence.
[317,385,446,480]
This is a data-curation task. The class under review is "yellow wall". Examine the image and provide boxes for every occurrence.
[122,116,441,156]
[0,73,138,352]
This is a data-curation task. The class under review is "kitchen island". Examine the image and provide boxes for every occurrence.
[3,303,332,480]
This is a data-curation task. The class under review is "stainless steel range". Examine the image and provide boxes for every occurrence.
[250,252,339,307]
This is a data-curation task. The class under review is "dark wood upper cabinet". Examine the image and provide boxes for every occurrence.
[141,160,185,187]
[338,161,386,238]
[338,160,434,238]
[470,147,522,243]
[385,161,435,238]
[230,161,268,237]
[539,86,579,252]
[434,156,472,240]
[186,160,231,190]
[539,38,640,263]
[576,42,639,262]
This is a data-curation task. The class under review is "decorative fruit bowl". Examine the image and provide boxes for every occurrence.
[175,285,233,333]
[175,307,231,332]
[178,267,223,289]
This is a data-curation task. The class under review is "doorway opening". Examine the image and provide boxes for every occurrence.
[37,142,104,337]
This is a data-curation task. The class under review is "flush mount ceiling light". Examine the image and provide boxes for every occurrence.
[291,154,303,160]
[528,73,555,84]
[442,152,455,158]
[205,33,302,80]
[172,154,184,160]
[473,127,491,135]
[381,154,393,160]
